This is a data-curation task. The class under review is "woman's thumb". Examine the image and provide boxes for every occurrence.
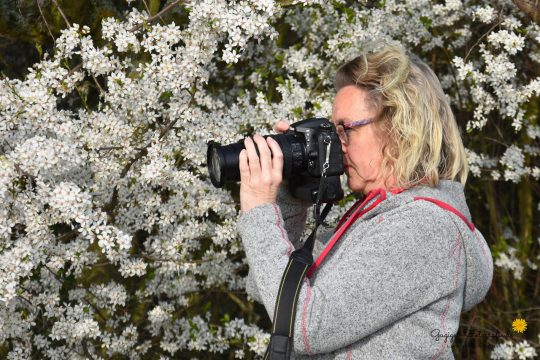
[273,120,290,133]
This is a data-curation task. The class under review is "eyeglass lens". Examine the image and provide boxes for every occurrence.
[336,125,348,144]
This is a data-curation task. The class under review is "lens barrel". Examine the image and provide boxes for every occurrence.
[207,141,244,187]
[207,134,305,187]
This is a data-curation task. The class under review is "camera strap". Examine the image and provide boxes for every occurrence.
[264,136,333,360]
[263,201,332,360]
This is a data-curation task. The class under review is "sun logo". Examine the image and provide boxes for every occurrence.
[512,318,527,333]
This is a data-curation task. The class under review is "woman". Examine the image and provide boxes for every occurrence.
[236,45,493,359]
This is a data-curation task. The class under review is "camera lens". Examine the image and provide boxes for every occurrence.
[209,145,222,186]
[206,134,304,187]
[207,141,244,187]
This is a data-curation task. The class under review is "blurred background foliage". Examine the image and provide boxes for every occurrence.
[1,0,539,359]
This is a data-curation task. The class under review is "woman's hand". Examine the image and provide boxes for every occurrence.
[273,120,290,133]
[239,134,284,213]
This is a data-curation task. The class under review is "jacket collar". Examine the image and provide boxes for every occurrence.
[354,180,470,221]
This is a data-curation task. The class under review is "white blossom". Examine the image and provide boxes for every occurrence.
[49,304,100,344]
[514,341,537,360]
[500,145,529,183]
[473,6,496,24]
[487,30,525,55]
[494,247,524,280]
[491,340,515,360]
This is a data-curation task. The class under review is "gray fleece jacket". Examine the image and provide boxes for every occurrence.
[237,180,493,359]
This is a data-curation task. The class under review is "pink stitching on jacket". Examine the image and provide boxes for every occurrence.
[346,344,352,359]
[431,231,463,360]
[273,204,293,256]
[301,278,314,355]
[473,231,491,270]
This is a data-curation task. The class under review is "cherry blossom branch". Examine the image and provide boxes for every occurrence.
[81,340,96,360]
[43,265,109,323]
[136,0,187,31]
[142,0,166,25]
[94,146,146,152]
[464,18,502,62]
[65,0,188,82]
[221,285,248,313]
[103,85,197,221]
[15,293,34,307]
[49,0,109,96]
[138,250,219,264]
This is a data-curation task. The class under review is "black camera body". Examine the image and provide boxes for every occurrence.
[284,118,344,203]
[207,117,344,203]
[288,117,343,177]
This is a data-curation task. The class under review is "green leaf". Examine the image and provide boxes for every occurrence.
[202,300,212,312]
[274,52,285,62]
[159,91,173,102]
[35,43,43,58]
[149,0,161,16]
[420,16,432,29]
[292,106,302,118]
[128,177,137,188]
[344,8,355,23]
[220,313,230,324]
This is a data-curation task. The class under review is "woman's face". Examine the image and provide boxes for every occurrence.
[331,85,393,194]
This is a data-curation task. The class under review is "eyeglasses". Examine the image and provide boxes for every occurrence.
[335,117,375,145]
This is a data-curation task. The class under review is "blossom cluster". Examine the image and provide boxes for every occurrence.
[490,340,537,360]
[1,1,279,358]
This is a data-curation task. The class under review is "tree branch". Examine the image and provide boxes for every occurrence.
[43,265,109,322]
[103,85,197,221]
[36,0,56,46]
[63,0,188,82]
[221,285,248,313]
[51,0,71,27]
[81,340,96,360]
[144,0,185,27]
[464,19,501,63]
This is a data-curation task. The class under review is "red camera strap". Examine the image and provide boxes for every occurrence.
[306,187,476,279]
[306,188,405,278]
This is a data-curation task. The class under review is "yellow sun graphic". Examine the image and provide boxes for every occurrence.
[512,318,527,333]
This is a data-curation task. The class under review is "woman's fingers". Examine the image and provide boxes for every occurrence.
[239,149,250,182]
[243,135,282,184]
[239,135,283,212]
[267,137,283,181]
[252,135,272,180]
[243,136,261,177]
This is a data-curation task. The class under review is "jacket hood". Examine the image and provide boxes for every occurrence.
[361,180,494,313]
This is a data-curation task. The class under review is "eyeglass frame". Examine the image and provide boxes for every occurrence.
[335,117,375,145]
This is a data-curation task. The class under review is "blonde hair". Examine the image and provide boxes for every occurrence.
[334,45,468,188]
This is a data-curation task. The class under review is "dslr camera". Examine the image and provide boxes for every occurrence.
[207,117,344,203]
